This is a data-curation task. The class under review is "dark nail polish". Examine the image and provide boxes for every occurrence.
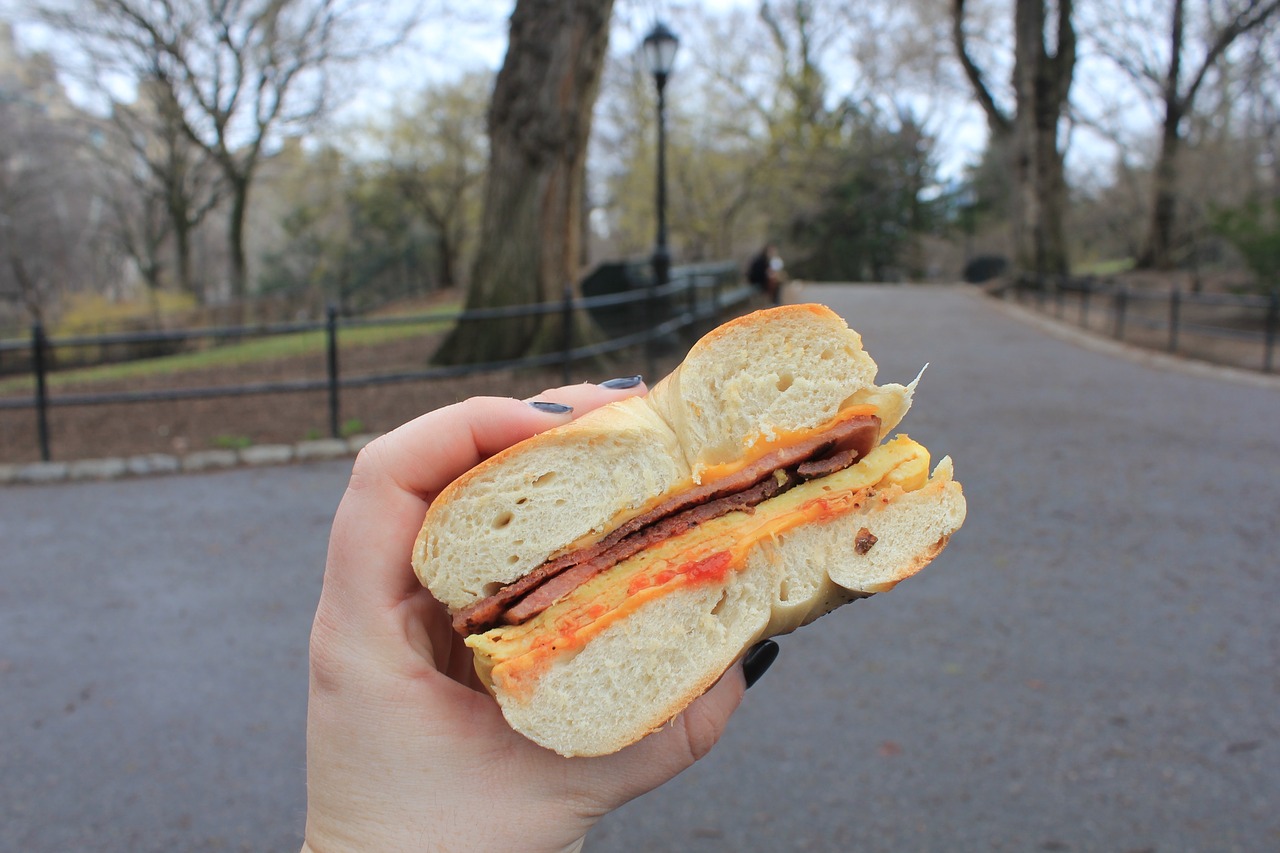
[599,374,644,389]
[743,639,779,689]
[528,401,573,414]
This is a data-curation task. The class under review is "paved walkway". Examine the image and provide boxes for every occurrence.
[2,285,1277,852]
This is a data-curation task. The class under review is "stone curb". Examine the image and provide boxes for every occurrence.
[0,433,378,487]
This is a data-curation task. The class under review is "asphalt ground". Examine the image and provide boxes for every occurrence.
[2,285,1277,852]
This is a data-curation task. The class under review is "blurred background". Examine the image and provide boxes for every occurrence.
[3,0,1280,336]
[1,2,1278,849]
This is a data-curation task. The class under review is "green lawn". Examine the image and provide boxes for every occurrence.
[1072,257,1135,276]
[0,305,458,394]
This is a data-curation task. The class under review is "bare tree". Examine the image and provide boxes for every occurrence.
[1093,0,1280,269]
[41,0,418,304]
[953,0,1077,276]
[437,0,614,364]
[103,74,224,302]
[0,96,100,327]
[592,6,768,264]
[372,71,491,292]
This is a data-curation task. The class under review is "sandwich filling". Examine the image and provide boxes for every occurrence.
[467,435,933,695]
[454,409,883,635]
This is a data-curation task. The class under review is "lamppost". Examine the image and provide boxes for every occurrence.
[642,21,678,373]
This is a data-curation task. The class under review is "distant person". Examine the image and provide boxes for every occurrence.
[747,244,784,305]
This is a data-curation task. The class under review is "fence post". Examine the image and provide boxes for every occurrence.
[561,283,573,386]
[1168,287,1181,353]
[645,277,658,380]
[31,322,51,462]
[1265,288,1279,373]
[1080,277,1091,328]
[326,303,340,439]
[1114,287,1127,340]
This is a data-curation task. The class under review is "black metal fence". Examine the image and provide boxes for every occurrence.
[997,274,1280,374]
[1,262,750,462]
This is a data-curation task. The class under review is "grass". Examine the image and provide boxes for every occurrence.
[0,300,459,395]
[1072,257,1136,276]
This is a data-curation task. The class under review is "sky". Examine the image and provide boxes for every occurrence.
[5,0,1141,186]
[367,0,998,182]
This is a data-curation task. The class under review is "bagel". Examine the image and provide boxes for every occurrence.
[412,304,966,756]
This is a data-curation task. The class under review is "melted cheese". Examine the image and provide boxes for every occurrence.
[550,404,881,558]
[469,435,930,694]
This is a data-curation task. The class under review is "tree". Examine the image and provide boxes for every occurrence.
[592,1,947,280]
[103,74,224,302]
[1092,0,1280,269]
[1212,196,1280,286]
[953,0,1077,276]
[592,7,767,264]
[437,0,614,364]
[371,71,491,292]
[258,147,441,312]
[788,108,938,281]
[0,93,101,327]
[41,0,417,304]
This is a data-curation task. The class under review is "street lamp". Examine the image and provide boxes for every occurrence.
[643,21,678,286]
[642,21,678,373]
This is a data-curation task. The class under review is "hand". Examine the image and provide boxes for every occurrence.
[302,381,749,853]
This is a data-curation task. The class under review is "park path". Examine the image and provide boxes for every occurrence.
[2,285,1277,852]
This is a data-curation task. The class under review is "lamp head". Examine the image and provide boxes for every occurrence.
[642,21,679,84]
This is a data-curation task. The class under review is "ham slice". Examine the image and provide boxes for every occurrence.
[453,413,881,634]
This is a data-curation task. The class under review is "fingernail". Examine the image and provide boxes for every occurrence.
[743,639,779,689]
[599,374,644,389]
[528,401,573,414]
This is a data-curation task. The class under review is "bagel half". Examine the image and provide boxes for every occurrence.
[412,304,966,756]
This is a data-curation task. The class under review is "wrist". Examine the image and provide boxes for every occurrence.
[302,824,588,853]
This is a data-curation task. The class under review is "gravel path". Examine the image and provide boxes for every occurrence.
[2,284,1277,852]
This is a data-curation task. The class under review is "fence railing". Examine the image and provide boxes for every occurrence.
[995,273,1280,374]
[1,262,752,461]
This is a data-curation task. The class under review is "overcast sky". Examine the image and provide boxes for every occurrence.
[5,0,1142,186]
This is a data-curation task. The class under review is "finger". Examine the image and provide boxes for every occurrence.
[523,377,648,414]
[326,396,577,614]
[587,663,747,805]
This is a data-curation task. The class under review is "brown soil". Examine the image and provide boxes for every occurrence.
[0,330,692,465]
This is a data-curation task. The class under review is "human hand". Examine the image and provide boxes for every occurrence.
[302,381,755,852]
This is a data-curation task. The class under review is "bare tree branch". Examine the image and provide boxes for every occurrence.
[952,0,1012,134]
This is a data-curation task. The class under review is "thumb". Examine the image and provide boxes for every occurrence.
[586,663,747,808]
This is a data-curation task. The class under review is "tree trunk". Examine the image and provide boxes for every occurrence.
[953,0,1074,278]
[437,230,456,291]
[1008,0,1073,277]
[227,176,250,304]
[1140,0,1186,270]
[1141,109,1184,269]
[436,0,613,365]
[174,221,196,302]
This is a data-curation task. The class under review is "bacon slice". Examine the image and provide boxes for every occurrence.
[453,414,881,635]
[502,470,801,625]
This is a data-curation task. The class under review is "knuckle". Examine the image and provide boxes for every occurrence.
[307,601,353,695]
[679,698,726,764]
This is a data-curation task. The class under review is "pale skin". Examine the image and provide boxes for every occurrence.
[303,382,747,853]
